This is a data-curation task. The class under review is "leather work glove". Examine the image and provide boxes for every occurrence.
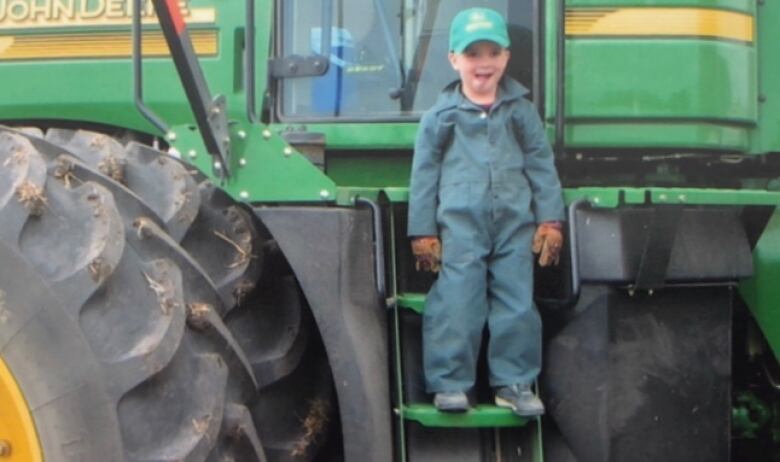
[411,236,442,273]
[532,222,564,267]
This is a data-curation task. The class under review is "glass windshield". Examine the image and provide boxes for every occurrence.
[276,0,536,121]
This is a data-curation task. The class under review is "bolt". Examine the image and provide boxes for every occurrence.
[593,197,601,204]
[214,161,222,171]
[262,129,272,139]
[678,194,687,202]
[283,147,293,157]
[166,131,177,141]
[0,440,10,457]
[237,130,247,139]
[648,289,654,296]
[239,158,247,167]
[659,193,668,201]
[211,106,221,115]
[239,191,249,200]
[759,94,767,103]
[320,189,330,199]
[188,150,197,159]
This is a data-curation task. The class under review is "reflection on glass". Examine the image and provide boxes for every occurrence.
[278,0,534,120]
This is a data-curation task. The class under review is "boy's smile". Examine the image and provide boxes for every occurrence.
[449,41,510,105]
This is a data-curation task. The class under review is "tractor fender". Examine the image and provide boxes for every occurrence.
[255,206,392,462]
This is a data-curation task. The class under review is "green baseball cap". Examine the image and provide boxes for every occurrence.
[449,7,510,54]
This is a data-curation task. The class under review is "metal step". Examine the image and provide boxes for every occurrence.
[397,292,425,313]
[402,403,530,428]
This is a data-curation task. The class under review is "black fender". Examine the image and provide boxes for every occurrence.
[254,206,392,462]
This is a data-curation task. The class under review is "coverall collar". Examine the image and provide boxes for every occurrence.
[439,77,530,112]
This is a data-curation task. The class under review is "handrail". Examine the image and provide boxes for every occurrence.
[246,0,258,123]
[132,0,169,134]
[535,199,587,309]
[554,0,566,157]
[355,197,387,307]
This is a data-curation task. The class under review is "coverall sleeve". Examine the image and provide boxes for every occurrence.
[514,102,566,223]
[408,110,448,236]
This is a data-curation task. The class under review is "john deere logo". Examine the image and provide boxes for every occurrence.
[465,11,493,32]
[0,0,214,28]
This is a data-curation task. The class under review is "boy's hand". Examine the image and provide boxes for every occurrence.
[532,222,563,267]
[411,236,442,273]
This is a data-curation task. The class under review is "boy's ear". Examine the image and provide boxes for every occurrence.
[448,52,459,70]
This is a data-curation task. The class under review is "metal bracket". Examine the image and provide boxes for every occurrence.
[269,55,331,78]
[268,0,333,79]
[150,0,231,178]
[632,206,683,291]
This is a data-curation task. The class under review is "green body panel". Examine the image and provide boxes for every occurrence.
[563,122,752,151]
[303,123,419,150]
[170,122,337,202]
[566,40,756,124]
[752,0,780,155]
[346,186,780,209]
[740,210,780,359]
[545,0,759,153]
[0,0,263,136]
[327,152,411,187]
[567,0,753,10]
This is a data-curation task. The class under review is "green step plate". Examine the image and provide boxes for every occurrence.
[397,293,425,314]
[402,404,530,428]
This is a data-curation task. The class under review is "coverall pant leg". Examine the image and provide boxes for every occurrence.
[487,220,540,387]
[423,183,542,392]
[423,183,492,393]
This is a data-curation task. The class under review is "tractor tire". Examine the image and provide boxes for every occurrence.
[0,127,335,461]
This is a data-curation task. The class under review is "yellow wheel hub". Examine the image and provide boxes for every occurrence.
[0,357,41,461]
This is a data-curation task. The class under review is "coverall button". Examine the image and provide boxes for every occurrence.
[480,112,487,119]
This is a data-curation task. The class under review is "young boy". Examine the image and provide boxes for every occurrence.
[407,7,565,416]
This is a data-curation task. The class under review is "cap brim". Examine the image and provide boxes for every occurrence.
[453,34,510,54]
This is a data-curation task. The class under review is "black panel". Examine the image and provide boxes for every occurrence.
[575,207,753,284]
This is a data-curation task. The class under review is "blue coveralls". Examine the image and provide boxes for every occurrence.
[408,78,565,393]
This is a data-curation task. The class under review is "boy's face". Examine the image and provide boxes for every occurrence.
[449,41,510,103]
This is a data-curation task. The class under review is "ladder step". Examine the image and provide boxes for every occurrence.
[402,403,531,428]
[397,293,425,314]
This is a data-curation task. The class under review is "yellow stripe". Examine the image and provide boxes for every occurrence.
[566,7,754,42]
[0,29,217,60]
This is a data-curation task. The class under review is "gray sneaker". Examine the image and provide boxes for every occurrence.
[433,391,470,413]
[494,384,545,417]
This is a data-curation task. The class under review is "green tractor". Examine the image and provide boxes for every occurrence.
[0,0,778,460]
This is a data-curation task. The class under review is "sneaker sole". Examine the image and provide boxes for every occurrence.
[494,396,544,417]
[435,402,470,413]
